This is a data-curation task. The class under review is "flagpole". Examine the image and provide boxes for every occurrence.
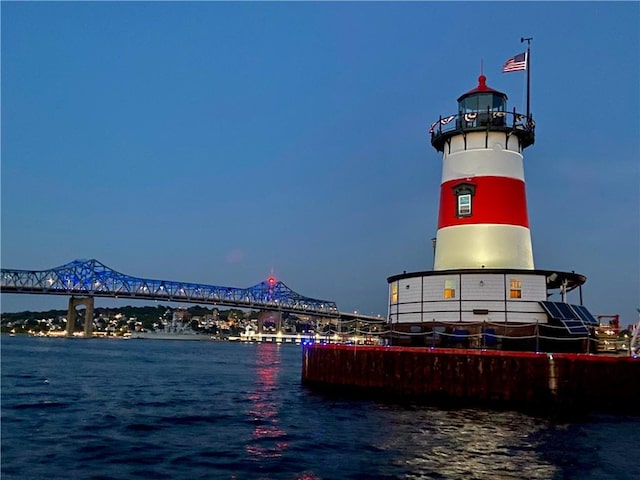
[521,37,532,120]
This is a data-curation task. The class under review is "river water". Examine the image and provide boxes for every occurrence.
[1,336,638,479]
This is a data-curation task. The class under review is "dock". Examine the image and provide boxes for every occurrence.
[301,345,640,414]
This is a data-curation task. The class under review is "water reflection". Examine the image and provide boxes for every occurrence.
[378,407,558,479]
[245,343,289,461]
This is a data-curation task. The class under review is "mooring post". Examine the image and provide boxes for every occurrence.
[432,319,436,348]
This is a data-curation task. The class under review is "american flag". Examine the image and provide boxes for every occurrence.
[502,52,527,73]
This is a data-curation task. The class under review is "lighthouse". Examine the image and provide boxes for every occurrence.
[433,74,533,271]
[387,72,599,351]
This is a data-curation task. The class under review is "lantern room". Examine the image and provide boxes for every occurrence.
[457,74,507,115]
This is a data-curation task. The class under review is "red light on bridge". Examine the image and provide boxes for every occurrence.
[267,276,277,287]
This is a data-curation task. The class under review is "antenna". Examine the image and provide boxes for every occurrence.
[520,37,533,119]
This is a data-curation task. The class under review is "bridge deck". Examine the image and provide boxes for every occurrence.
[1,259,342,318]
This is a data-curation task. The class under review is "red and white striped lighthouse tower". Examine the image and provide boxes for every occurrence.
[432,74,534,270]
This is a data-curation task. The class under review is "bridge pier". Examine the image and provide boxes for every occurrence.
[66,296,94,338]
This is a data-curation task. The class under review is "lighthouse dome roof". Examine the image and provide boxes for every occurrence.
[457,75,507,102]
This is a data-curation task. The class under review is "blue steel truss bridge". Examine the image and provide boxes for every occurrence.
[1,259,342,318]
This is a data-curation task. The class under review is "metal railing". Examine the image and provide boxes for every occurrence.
[386,320,606,353]
[429,109,535,150]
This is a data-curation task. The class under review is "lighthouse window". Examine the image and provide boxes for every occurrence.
[458,194,472,216]
[509,279,522,299]
[453,183,475,218]
[391,284,398,303]
[444,279,456,299]
[459,93,506,114]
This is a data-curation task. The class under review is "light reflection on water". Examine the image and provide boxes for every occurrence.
[375,406,559,479]
[246,343,289,461]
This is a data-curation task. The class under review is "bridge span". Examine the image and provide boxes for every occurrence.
[1,259,383,336]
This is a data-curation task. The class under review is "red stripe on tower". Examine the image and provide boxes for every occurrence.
[438,176,529,229]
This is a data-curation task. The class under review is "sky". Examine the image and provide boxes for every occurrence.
[1,1,639,326]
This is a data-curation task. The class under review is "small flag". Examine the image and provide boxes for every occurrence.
[502,52,527,73]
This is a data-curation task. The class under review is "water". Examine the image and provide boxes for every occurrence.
[2,336,638,480]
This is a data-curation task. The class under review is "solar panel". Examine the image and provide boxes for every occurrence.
[556,302,578,320]
[541,301,577,320]
[540,301,560,318]
[540,301,592,335]
[560,319,589,335]
[571,304,599,326]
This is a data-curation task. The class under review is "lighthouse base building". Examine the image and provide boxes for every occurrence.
[387,268,597,351]
[386,74,598,352]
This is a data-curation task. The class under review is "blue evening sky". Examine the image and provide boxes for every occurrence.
[1,2,638,326]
